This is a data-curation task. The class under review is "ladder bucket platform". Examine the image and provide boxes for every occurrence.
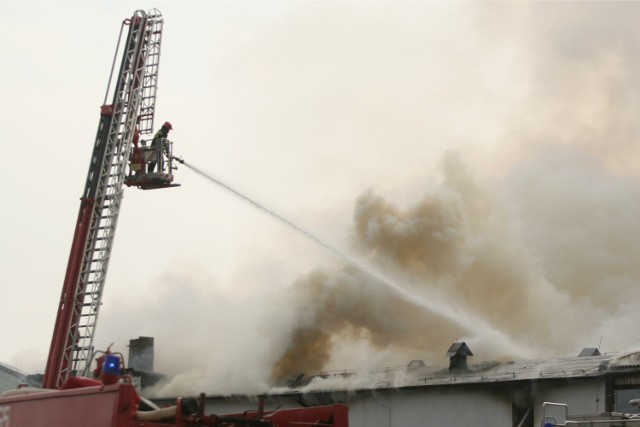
[125,138,180,190]
[125,172,180,190]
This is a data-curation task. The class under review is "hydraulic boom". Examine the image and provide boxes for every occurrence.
[1,10,349,427]
[43,9,167,389]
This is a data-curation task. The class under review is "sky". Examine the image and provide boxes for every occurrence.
[2,0,640,396]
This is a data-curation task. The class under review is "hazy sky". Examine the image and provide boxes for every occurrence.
[2,1,640,395]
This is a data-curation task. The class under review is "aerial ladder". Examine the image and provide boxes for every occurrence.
[0,9,348,426]
[42,8,177,390]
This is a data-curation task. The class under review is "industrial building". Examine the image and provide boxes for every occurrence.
[3,340,640,426]
[157,342,640,427]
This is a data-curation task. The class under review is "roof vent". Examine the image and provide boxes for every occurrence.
[288,373,305,388]
[578,347,601,357]
[446,342,473,371]
[128,336,154,372]
[407,359,426,369]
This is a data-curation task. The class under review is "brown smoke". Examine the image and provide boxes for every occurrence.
[270,152,583,382]
[270,2,640,382]
[270,265,469,381]
[89,2,640,395]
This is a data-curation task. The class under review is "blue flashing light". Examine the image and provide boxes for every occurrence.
[103,354,121,376]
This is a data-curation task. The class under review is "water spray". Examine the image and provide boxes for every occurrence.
[174,156,530,358]
[174,157,351,260]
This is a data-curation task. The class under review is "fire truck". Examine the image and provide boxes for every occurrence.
[0,9,347,427]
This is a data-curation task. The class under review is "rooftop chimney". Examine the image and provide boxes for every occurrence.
[128,336,154,372]
[445,342,473,371]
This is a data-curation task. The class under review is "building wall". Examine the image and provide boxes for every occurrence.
[0,364,26,393]
[202,387,513,427]
[0,370,20,393]
[194,378,607,427]
[347,387,512,427]
[533,379,606,427]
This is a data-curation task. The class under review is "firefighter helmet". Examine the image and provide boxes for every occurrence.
[163,121,173,130]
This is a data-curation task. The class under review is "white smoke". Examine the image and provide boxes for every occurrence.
[92,2,640,395]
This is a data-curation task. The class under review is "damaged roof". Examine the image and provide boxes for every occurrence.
[609,350,640,368]
[270,350,637,395]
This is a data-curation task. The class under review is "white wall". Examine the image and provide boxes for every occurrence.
[533,379,606,427]
[347,387,512,427]
[202,387,512,427]
[198,378,606,427]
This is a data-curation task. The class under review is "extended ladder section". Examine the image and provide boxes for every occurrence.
[137,15,163,135]
[43,9,164,389]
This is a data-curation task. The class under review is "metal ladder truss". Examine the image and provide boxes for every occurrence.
[52,9,164,387]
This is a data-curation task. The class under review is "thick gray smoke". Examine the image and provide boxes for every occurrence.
[271,153,570,381]
[94,2,640,395]
[269,1,640,381]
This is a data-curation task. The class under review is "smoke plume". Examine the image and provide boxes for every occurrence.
[270,141,640,381]
[270,152,559,381]
[93,2,640,395]
[268,2,640,382]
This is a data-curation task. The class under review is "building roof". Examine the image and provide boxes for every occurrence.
[0,362,27,392]
[609,349,640,368]
[268,351,625,395]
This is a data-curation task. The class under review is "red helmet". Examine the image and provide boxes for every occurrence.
[163,121,173,130]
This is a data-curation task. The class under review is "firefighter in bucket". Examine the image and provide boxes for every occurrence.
[125,121,180,190]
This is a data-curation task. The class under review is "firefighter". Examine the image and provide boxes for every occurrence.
[130,128,145,175]
[148,121,172,173]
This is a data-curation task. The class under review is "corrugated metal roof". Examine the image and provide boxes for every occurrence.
[609,350,640,368]
[271,352,621,394]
